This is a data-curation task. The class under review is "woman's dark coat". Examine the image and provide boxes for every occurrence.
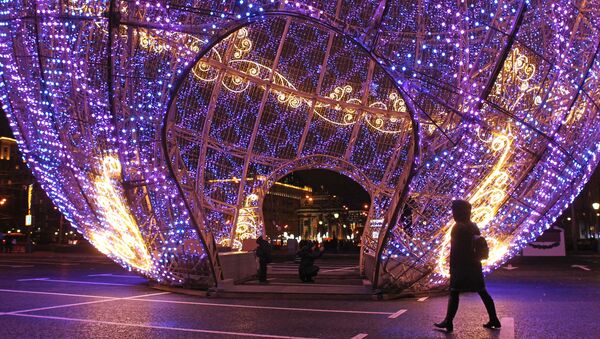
[256,238,272,265]
[449,221,485,292]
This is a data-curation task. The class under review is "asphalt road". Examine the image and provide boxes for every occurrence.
[0,253,598,338]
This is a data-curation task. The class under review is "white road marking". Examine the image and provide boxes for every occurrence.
[273,262,353,266]
[571,265,591,271]
[6,298,124,315]
[248,281,364,288]
[351,333,368,339]
[0,288,114,299]
[320,266,359,273]
[87,274,143,279]
[270,264,356,269]
[0,260,79,266]
[20,278,135,286]
[417,297,428,302]
[502,264,518,270]
[1,287,392,317]
[388,309,407,319]
[499,317,514,339]
[0,264,35,268]
[5,292,170,315]
[87,274,117,277]
[9,313,317,338]
[130,297,395,316]
[17,278,49,282]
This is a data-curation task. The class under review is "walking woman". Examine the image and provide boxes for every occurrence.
[434,200,501,333]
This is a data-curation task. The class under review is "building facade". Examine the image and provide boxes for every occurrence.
[262,181,312,241]
[0,136,72,246]
[296,191,367,242]
[0,137,32,234]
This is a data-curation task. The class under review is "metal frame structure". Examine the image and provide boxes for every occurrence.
[0,0,599,293]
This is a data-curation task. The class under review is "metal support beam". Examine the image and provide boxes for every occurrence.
[478,1,526,103]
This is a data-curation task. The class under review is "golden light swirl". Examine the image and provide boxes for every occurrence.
[87,156,153,272]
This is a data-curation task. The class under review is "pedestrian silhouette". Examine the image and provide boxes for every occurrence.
[297,240,324,283]
[7,236,14,253]
[255,236,272,283]
[434,200,501,333]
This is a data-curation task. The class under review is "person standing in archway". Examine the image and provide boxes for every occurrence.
[255,236,272,283]
[434,200,501,333]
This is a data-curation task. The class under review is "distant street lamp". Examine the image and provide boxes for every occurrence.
[594,202,600,251]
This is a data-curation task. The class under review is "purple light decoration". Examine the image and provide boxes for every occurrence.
[0,0,598,293]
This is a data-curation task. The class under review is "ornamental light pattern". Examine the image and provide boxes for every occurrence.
[0,0,599,292]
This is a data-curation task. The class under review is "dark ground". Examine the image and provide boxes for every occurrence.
[0,252,598,338]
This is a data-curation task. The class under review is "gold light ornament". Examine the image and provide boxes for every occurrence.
[88,156,152,272]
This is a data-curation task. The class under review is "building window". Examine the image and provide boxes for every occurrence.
[1,146,9,160]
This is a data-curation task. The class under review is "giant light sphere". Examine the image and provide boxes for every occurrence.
[1,0,599,292]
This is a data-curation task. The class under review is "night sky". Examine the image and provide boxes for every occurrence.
[0,110,12,137]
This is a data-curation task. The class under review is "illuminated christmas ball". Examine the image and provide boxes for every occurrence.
[0,0,598,292]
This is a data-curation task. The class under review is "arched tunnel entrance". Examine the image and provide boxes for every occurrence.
[253,168,373,287]
[262,168,370,259]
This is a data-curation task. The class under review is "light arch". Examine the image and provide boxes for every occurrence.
[163,12,419,284]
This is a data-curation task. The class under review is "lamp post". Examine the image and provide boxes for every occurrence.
[593,202,599,252]
[570,204,578,252]
[25,184,33,253]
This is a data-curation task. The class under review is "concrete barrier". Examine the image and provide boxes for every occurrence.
[522,227,566,256]
[362,252,376,285]
[219,251,257,283]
